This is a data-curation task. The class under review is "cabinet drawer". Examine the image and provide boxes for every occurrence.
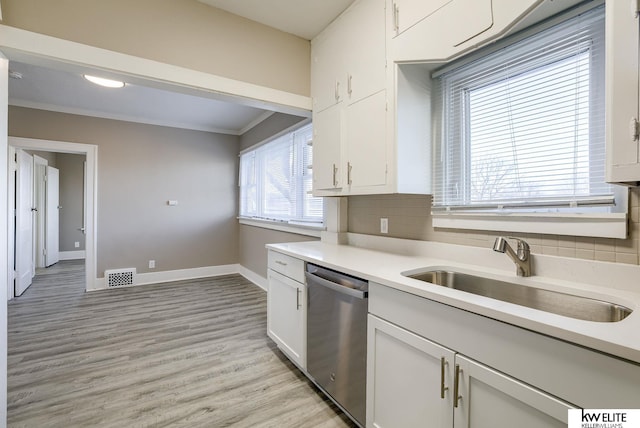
[268,250,305,283]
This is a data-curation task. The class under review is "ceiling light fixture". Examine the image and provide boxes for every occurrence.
[83,75,125,88]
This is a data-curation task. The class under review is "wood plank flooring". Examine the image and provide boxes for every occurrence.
[8,261,356,427]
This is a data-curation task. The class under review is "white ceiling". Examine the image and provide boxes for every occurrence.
[198,0,355,40]
[7,1,354,134]
[8,61,275,135]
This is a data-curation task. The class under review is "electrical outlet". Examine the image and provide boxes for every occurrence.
[149,260,156,269]
[74,241,80,248]
[380,218,388,234]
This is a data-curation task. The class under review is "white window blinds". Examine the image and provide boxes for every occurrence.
[239,123,323,225]
[433,5,616,213]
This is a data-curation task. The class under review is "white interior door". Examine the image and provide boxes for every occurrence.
[15,150,34,296]
[45,166,60,267]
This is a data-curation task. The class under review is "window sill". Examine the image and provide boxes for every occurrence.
[431,212,627,239]
[238,218,324,238]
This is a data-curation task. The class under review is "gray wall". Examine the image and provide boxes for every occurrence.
[57,153,85,252]
[9,106,239,277]
[1,0,310,96]
[238,113,318,278]
[240,113,308,151]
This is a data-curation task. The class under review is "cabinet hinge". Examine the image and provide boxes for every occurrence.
[43,248,47,256]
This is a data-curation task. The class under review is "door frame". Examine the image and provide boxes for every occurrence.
[44,165,60,267]
[33,154,48,269]
[8,137,97,293]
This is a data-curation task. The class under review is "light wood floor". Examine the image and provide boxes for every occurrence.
[8,261,356,428]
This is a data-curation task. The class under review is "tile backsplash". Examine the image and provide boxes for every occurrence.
[347,188,640,265]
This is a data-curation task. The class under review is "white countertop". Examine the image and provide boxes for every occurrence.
[267,236,640,365]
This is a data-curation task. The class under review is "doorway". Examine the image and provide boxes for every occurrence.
[7,137,98,296]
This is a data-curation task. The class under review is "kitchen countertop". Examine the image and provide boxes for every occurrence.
[267,237,640,365]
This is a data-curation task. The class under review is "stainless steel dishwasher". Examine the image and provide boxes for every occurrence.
[305,263,368,428]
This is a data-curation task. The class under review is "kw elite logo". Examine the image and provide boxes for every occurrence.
[568,409,640,428]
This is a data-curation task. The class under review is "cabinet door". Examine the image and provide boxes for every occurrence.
[344,0,387,105]
[312,103,343,192]
[346,90,388,191]
[453,355,575,428]
[367,315,455,428]
[311,13,348,113]
[267,269,306,369]
[392,0,452,37]
[605,0,640,184]
[390,0,494,62]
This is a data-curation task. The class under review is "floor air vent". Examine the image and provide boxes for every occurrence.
[105,268,137,287]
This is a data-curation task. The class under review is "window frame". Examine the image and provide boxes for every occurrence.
[430,3,627,239]
[238,120,324,236]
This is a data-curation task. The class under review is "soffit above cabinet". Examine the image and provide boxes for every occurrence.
[197,0,355,39]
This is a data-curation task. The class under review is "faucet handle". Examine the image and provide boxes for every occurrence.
[508,237,530,258]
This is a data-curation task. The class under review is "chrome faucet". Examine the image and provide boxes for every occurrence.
[493,237,531,277]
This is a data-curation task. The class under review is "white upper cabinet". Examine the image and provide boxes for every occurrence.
[605,0,640,185]
[311,16,348,113]
[391,0,452,37]
[346,90,388,190]
[389,0,548,63]
[311,0,385,113]
[311,0,390,196]
[313,104,343,191]
[343,0,387,105]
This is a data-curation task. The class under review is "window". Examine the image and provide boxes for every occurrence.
[239,122,323,227]
[431,5,626,238]
[434,5,621,212]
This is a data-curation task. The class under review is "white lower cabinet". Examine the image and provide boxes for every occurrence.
[267,256,306,369]
[454,355,573,428]
[367,315,454,428]
[367,314,575,428]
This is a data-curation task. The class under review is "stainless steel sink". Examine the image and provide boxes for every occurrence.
[404,269,632,322]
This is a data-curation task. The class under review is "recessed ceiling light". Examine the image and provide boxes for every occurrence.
[83,75,125,88]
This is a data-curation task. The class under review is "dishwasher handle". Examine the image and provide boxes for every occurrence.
[305,271,368,299]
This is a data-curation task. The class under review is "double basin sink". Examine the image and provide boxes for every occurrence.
[403,269,632,323]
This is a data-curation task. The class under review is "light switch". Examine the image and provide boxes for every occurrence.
[167,200,178,206]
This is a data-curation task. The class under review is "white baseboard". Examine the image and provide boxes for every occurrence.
[59,250,86,260]
[90,263,268,291]
[238,265,268,291]
[135,264,239,286]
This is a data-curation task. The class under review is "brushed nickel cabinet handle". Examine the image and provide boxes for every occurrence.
[332,163,338,187]
[296,288,301,310]
[347,162,353,185]
[454,364,461,408]
[440,357,448,399]
[275,260,287,266]
[393,3,399,33]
